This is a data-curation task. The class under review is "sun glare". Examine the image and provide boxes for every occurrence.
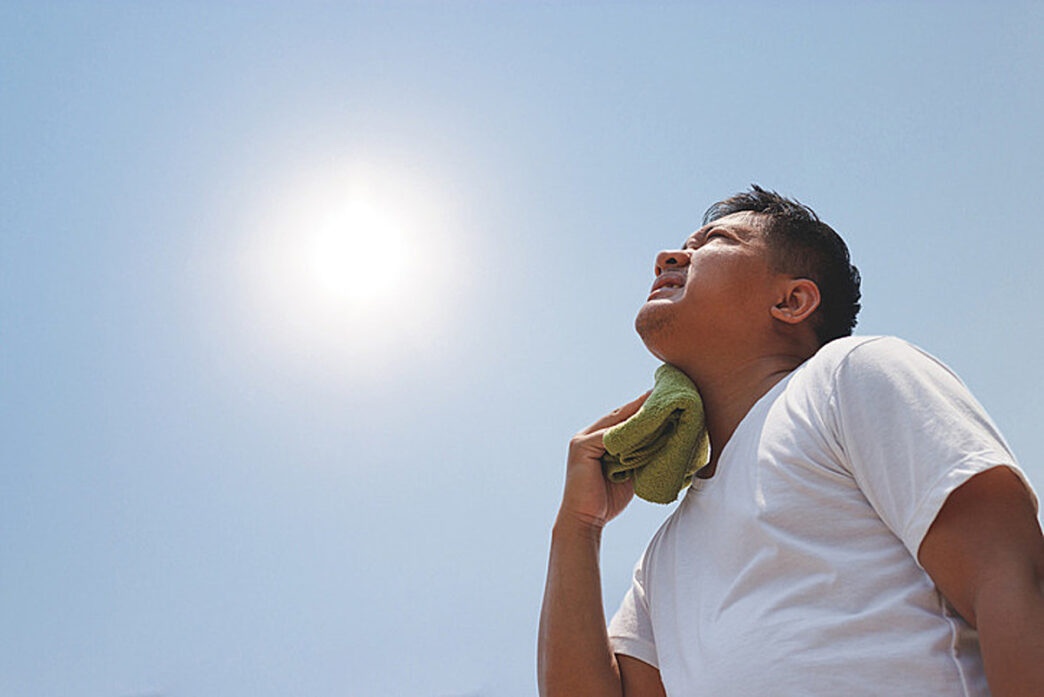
[237,159,463,377]
[309,199,410,304]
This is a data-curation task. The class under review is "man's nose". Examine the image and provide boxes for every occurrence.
[655,249,690,276]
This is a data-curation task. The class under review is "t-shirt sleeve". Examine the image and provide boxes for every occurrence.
[607,553,658,668]
[829,336,1039,565]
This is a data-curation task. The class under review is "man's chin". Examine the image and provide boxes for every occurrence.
[634,304,672,360]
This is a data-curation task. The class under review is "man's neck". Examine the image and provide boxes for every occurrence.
[677,352,810,477]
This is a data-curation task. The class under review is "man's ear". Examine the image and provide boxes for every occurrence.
[770,278,821,325]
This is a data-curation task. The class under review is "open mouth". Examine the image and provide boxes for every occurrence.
[649,273,685,298]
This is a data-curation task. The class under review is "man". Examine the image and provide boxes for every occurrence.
[538,186,1044,696]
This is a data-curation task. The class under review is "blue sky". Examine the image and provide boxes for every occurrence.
[2,2,1042,696]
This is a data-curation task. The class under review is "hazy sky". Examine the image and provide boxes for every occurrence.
[3,2,1042,696]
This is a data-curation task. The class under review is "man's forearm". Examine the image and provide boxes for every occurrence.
[538,514,623,697]
[976,571,1044,697]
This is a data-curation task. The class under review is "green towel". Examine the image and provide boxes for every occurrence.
[601,364,710,504]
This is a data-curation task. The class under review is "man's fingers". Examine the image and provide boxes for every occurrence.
[579,389,653,436]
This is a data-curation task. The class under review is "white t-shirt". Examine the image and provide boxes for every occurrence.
[608,335,1038,696]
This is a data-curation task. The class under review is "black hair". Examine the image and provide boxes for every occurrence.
[703,184,861,346]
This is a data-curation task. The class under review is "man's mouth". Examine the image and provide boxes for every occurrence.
[649,272,686,297]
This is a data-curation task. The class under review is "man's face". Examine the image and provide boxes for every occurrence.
[634,211,784,362]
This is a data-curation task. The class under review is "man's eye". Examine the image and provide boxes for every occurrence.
[683,231,727,250]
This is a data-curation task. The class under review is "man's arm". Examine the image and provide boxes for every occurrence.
[918,465,1044,697]
[537,391,667,697]
[539,514,623,697]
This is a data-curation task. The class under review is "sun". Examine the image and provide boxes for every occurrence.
[308,199,410,305]
[237,159,463,377]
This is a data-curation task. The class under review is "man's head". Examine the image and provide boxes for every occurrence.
[701,185,861,347]
[635,185,861,366]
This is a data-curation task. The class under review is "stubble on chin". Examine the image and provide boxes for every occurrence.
[634,303,674,357]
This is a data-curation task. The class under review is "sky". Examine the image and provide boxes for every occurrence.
[2,2,1042,696]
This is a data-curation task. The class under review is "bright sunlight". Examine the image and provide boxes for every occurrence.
[308,198,410,305]
[236,157,465,378]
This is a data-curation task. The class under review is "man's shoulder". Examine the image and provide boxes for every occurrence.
[801,335,963,398]
[797,335,951,392]
[810,334,903,362]
[806,335,935,372]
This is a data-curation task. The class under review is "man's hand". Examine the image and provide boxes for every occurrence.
[558,390,652,531]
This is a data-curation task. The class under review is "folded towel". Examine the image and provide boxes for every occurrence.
[601,364,710,504]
